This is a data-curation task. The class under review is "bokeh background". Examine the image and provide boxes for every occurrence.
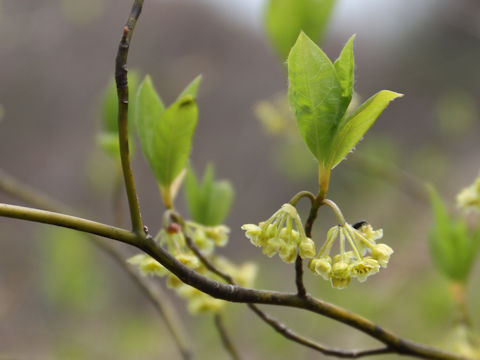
[0,0,479,359]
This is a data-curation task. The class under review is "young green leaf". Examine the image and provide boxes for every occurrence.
[428,185,480,283]
[185,164,234,226]
[328,90,403,168]
[265,0,336,59]
[152,97,198,187]
[136,75,202,208]
[136,76,165,168]
[178,75,202,100]
[334,35,355,110]
[288,32,345,163]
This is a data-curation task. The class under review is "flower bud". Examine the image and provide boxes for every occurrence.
[330,261,351,289]
[309,258,332,280]
[262,238,281,257]
[279,243,297,263]
[372,244,393,267]
[298,237,316,258]
[176,254,200,269]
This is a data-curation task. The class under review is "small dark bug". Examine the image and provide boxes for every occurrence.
[352,220,368,230]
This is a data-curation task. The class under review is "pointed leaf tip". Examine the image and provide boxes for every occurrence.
[327,89,403,168]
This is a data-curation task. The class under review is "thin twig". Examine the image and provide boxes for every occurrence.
[184,230,392,358]
[247,304,391,358]
[115,0,145,234]
[214,314,241,360]
[0,170,192,360]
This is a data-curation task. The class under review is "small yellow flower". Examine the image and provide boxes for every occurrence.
[308,257,332,280]
[372,244,394,267]
[176,254,201,269]
[188,295,226,314]
[299,238,316,258]
[127,254,167,276]
[457,175,480,213]
[186,222,231,252]
[350,258,380,282]
[331,261,351,289]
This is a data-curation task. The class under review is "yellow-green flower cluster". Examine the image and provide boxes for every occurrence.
[457,174,480,213]
[309,222,392,289]
[185,221,230,254]
[128,223,257,314]
[241,203,316,263]
[443,324,480,359]
[173,256,257,314]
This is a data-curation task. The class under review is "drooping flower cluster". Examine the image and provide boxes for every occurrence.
[185,221,230,254]
[457,174,480,213]
[241,203,316,263]
[309,221,393,289]
[128,223,256,314]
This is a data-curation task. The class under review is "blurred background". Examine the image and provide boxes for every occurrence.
[0,0,479,358]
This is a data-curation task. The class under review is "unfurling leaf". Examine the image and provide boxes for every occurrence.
[136,75,201,208]
[265,0,336,59]
[334,35,355,111]
[185,164,234,226]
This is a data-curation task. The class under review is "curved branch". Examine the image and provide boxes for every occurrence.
[115,0,145,234]
[184,230,391,358]
[0,203,468,359]
[0,170,192,360]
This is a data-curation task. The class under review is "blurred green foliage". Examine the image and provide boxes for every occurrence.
[97,72,139,159]
[38,227,109,312]
[428,185,480,283]
[435,88,477,137]
[264,0,336,59]
[185,164,234,226]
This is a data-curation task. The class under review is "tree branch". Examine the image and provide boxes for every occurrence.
[115,0,145,234]
[0,203,468,359]
[214,314,241,360]
[0,169,192,360]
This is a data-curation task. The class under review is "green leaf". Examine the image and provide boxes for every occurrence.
[334,35,355,110]
[427,185,480,282]
[136,76,166,170]
[102,71,139,133]
[265,0,336,59]
[152,96,198,186]
[328,90,403,168]
[288,32,345,163]
[177,75,202,100]
[136,75,201,207]
[185,164,234,226]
